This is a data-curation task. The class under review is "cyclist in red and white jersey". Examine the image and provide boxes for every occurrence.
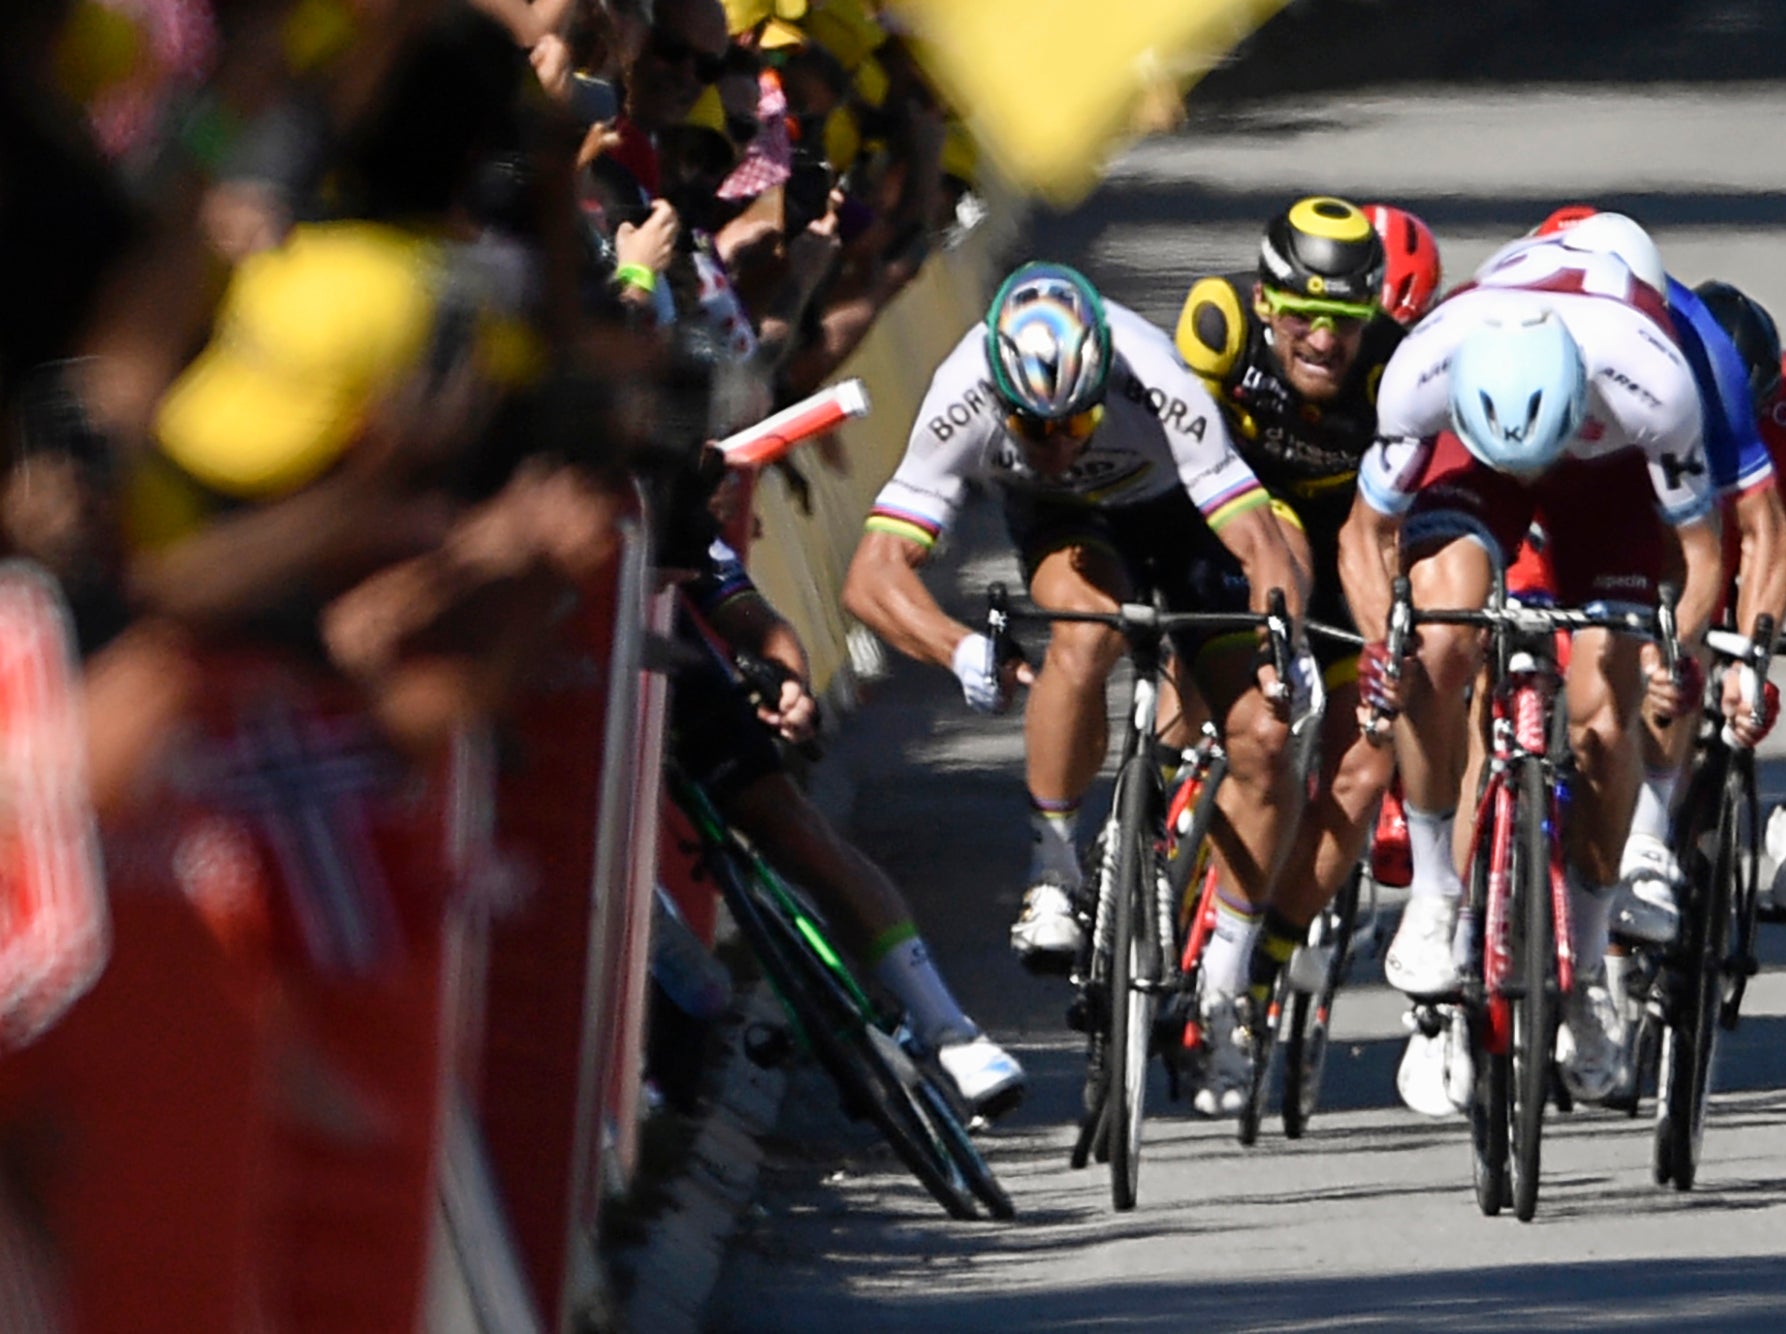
[1340,229,1729,1102]
[844,263,1313,1115]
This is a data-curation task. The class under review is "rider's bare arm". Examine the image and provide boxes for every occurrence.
[709,590,812,687]
[1213,502,1307,623]
[843,528,971,668]
[1672,515,1727,649]
[1732,483,1786,639]
[1337,488,1403,644]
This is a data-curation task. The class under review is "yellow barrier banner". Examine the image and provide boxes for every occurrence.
[888,0,1287,205]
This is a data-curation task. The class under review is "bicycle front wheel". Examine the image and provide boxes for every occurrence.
[721,847,985,1220]
[1510,757,1555,1223]
[1107,756,1163,1212]
[1720,754,1760,1032]
[1465,787,1508,1218]
[1658,757,1740,1191]
[1282,869,1362,1140]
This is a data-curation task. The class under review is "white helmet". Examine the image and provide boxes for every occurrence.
[1447,308,1589,479]
[1558,211,1667,297]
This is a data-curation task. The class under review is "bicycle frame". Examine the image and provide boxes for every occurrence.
[668,765,878,1025]
[1387,582,1654,1041]
[1465,641,1575,1054]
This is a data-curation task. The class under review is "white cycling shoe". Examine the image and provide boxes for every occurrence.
[1396,1005,1472,1118]
[1383,894,1462,998]
[934,1031,1027,1121]
[1010,876,1084,969]
[1611,833,1681,945]
[1191,990,1253,1119]
[1557,968,1627,1104]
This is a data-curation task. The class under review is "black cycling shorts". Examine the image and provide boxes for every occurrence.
[1003,488,1253,668]
[668,621,782,801]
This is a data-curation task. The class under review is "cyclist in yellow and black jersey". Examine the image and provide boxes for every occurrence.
[1170,196,1410,1026]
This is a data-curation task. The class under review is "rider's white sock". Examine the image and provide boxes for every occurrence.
[1027,795,1081,886]
[1603,950,1629,1009]
[872,925,974,1044]
[1199,885,1262,998]
[1569,872,1614,972]
[1627,769,1678,846]
[1405,803,1463,901]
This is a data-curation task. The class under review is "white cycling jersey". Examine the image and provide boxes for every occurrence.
[1357,236,1710,527]
[866,302,1270,549]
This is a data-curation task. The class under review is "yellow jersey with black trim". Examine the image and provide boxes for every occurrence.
[1174,272,1404,501]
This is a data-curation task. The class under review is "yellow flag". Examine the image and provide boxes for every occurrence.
[888,0,1287,205]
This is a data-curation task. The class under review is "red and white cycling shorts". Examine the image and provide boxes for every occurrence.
[1404,431,1666,609]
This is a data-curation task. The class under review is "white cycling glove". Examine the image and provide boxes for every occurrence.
[1288,648,1324,732]
[951,632,1003,714]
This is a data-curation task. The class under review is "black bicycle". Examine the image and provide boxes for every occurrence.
[666,761,1014,1220]
[1238,620,1379,1145]
[1628,612,1775,1191]
[987,583,1295,1210]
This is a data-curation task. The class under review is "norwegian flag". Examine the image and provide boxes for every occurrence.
[177,693,404,976]
[0,562,109,1052]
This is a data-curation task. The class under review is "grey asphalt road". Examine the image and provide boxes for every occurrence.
[707,84,1786,1333]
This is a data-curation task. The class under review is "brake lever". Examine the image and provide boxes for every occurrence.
[1653,581,1680,727]
[1363,575,1412,745]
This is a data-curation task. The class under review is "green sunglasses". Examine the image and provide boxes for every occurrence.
[1259,287,1379,332]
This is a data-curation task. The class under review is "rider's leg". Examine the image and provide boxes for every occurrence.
[1609,690,1696,945]
[1022,541,1131,886]
[1554,626,1646,1102]
[1182,638,1298,1115]
[728,775,954,1018]
[1562,628,1646,943]
[1382,537,1494,997]
[726,771,1027,1110]
[1189,640,1300,994]
[1249,678,1395,1000]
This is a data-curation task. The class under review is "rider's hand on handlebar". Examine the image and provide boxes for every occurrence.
[1258,647,1320,723]
[952,632,1034,715]
[757,675,820,746]
[1720,661,1779,749]
[1356,639,1404,744]
[1640,638,1700,726]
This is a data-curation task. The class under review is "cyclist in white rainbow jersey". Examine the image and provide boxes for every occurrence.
[844,263,1313,1115]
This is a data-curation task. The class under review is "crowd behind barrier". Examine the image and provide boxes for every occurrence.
[0,0,1017,1329]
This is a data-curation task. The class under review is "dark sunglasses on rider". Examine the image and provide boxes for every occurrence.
[1005,404,1105,443]
[649,28,727,84]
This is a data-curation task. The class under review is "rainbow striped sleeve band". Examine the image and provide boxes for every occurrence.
[1200,477,1271,532]
[865,504,944,550]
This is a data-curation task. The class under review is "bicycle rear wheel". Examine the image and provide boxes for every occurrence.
[1657,758,1740,1192]
[1510,758,1554,1222]
[720,845,985,1220]
[1107,756,1163,1211]
[1282,870,1362,1140]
